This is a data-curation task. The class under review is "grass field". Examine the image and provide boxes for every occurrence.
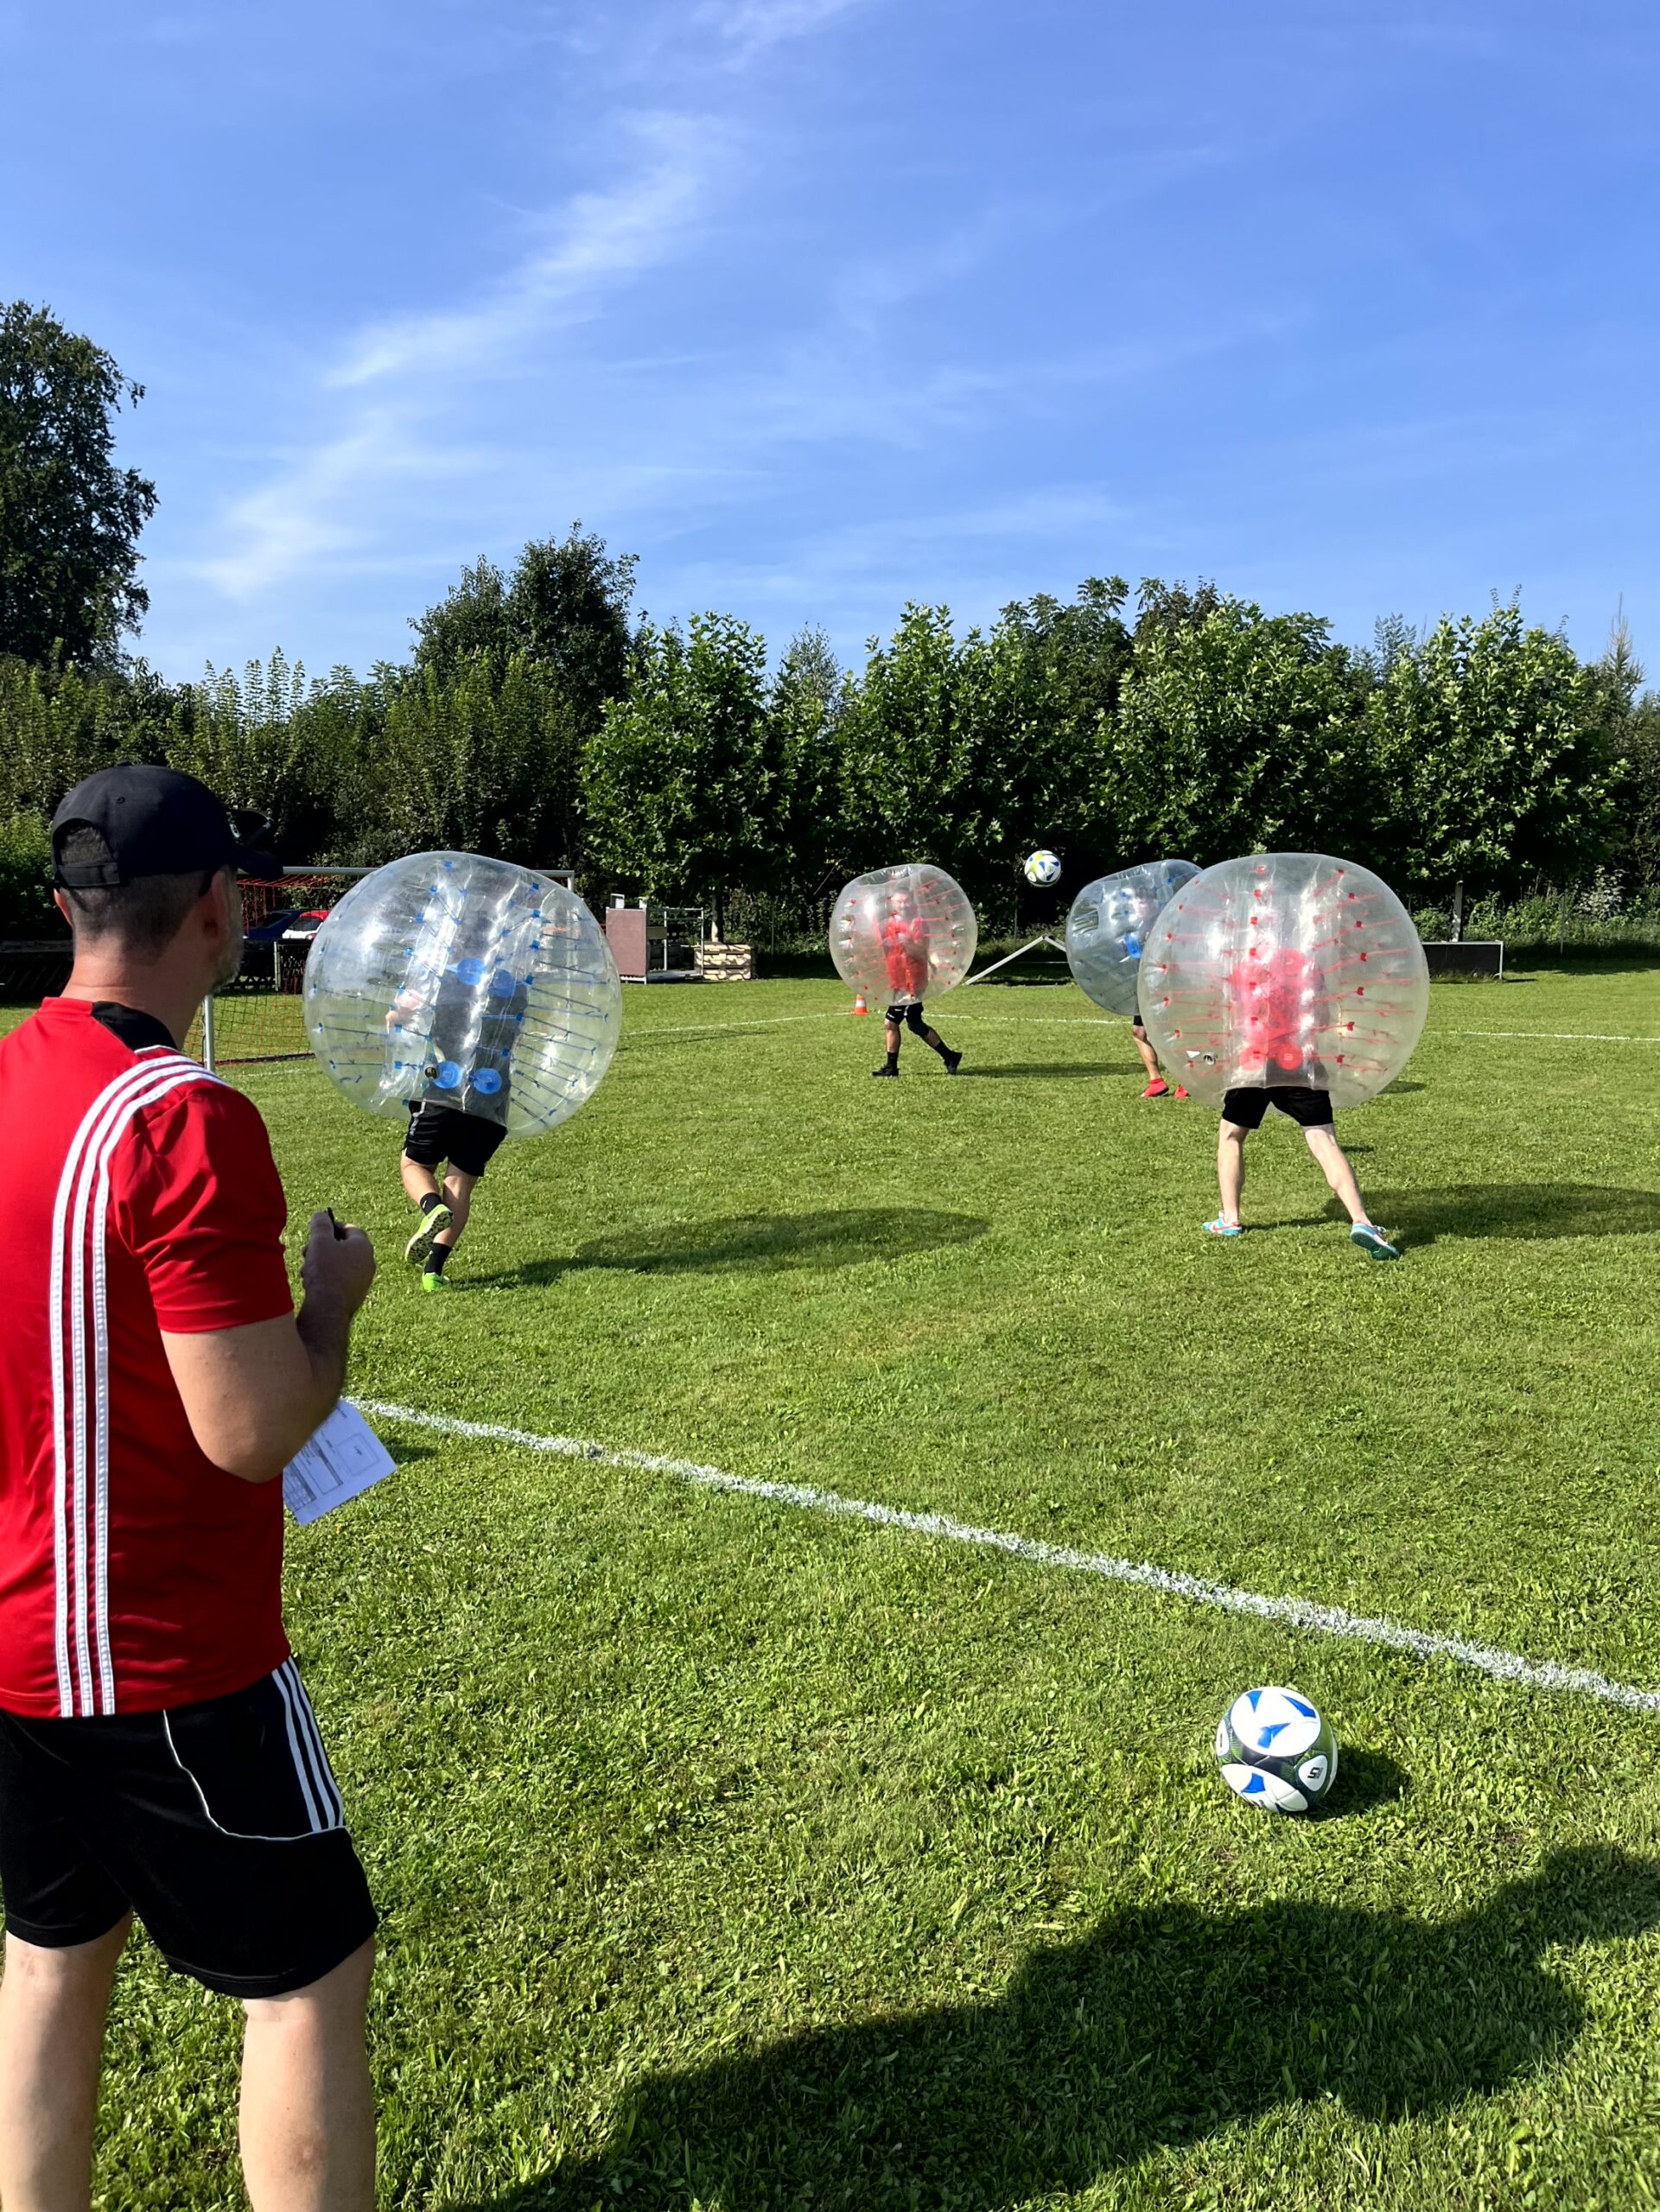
[34,963,1660,2208]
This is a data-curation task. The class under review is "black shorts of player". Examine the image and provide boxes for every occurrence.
[885,1003,929,1033]
[1221,1085,1335,1131]
[404,1101,508,1179]
[0,1662,377,1999]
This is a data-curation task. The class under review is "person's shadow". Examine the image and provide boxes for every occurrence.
[463,1846,1658,2209]
[465,1208,989,1286]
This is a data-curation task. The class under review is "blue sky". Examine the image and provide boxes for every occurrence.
[4,0,1658,682]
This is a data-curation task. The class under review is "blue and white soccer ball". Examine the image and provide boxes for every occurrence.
[1215,1686,1339,1814]
[1023,849,1063,888]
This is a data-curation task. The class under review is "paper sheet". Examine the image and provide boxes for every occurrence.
[283,1401,397,1525]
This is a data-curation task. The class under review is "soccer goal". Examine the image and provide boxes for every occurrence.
[188,869,369,1072]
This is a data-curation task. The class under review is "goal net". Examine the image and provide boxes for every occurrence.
[186,871,366,1071]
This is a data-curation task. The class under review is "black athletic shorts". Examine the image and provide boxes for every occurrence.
[1221,1085,1335,1131]
[405,1102,508,1179]
[0,1661,377,1999]
[885,1002,928,1031]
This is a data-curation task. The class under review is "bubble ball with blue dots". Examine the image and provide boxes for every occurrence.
[302,852,620,1139]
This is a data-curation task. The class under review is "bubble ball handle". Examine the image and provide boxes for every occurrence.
[1064,858,1202,1017]
[828,862,978,1007]
[1138,853,1429,1109]
[302,850,622,1141]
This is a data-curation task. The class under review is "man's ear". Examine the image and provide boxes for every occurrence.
[205,868,238,932]
[53,888,73,926]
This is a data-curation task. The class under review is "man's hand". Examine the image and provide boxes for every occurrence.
[302,1211,376,1316]
[162,1214,378,1484]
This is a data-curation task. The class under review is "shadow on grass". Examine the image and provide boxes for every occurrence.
[1322,1183,1660,1245]
[953,1063,1134,1080]
[470,1207,989,1285]
[467,1847,1657,2211]
[1307,1744,1407,1820]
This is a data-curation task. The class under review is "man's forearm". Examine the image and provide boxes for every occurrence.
[295,1292,355,1431]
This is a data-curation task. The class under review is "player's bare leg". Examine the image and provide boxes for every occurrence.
[417,1166,478,1287]
[873,1015,902,1077]
[401,1154,453,1268]
[1214,1119,1247,1228]
[1304,1125,1400,1257]
[239,1938,375,2212]
[1133,1020,1181,1097]
[0,1917,130,2212]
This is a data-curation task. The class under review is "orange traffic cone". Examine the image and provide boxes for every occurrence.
[853,992,868,1015]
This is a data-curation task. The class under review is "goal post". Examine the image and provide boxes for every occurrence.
[190,869,369,1073]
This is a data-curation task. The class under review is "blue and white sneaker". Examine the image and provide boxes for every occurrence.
[1202,1216,1243,1238]
[1350,1222,1400,1261]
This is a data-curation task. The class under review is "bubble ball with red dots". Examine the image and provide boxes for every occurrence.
[1138,853,1430,1109]
[829,862,978,1008]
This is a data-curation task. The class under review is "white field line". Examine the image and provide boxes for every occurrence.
[624,1014,842,1042]
[353,1398,1660,1715]
[1440,1030,1660,1044]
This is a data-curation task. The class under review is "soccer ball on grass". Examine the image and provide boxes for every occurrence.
[1214,1686,1338,1814]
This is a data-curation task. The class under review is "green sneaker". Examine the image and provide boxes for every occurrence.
[405,1203,453,1268]
[1351,1222,1401,1261]
[422,1269,452,1293]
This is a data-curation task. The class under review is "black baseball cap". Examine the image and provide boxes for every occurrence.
[51,766,282,888]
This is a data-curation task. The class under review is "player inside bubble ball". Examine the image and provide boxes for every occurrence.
[873,888,963,1079]
[396,954,530,1291]
[1202,944,1399,1259]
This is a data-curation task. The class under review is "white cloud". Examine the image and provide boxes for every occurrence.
[692,0,870,57]
[196,110,730,601]
[332,111,727,390]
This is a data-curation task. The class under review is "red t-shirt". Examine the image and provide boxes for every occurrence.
[0,999,296,1717]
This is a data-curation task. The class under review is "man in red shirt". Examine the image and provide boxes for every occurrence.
[872,890,962,1079]
[0,767,378,2209]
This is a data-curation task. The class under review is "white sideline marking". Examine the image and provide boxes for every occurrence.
[1441,1030,1660,1045]
[353,1399,1660,1714]
[625,1014,841,1042]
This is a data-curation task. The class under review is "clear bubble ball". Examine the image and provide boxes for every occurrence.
[302,852,620,1139]
[829,863,977,1006]
[1065,859,1201,1016]
[1138,852,1429,1109]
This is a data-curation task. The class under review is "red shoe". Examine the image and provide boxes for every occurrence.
[1173,1085,1189,1099]
[1141,1078,1170,1099]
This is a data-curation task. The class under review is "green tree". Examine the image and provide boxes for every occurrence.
[766,625,845,894]
[0,809,54,937]
[373,653,581,865]
[1365,603,1617,897]
[1106,589,1370,865]
[410,525,636,733]
[836,604,975,883]
[584,613,773,923]
[0,303,157,665]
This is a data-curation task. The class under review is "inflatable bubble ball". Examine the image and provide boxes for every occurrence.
[303,852,620,1140]
[1138,852,1429,1110]
[830,863,977,1007]
[1064,858,1201,1017]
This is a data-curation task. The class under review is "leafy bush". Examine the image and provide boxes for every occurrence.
[0,810,57,938]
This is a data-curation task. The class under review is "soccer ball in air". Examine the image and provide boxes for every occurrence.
[1214,1686,1338,1814]
[1023,849,1063,888]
